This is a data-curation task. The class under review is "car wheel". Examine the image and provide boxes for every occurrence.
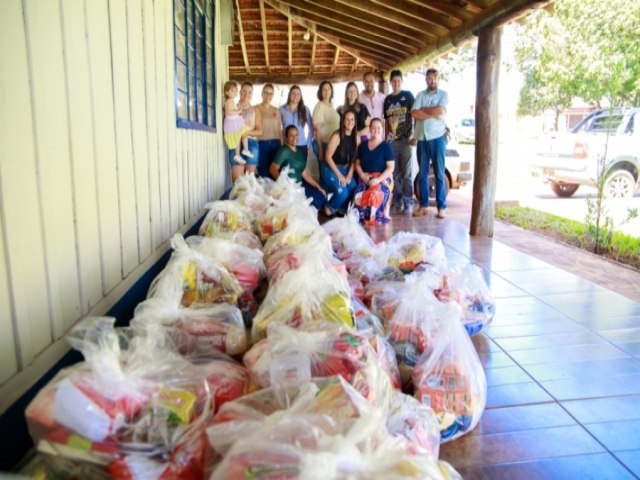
[604,170,636,199]
[550,181,579,197]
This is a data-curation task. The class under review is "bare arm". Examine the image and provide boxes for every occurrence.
[324,133,347,185]
[247,105,263,137]
[269,162,280,180]
[370,160,395,185]
[411,105,446,120]
[302,169,325,195]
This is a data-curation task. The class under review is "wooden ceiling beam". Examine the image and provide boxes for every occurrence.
[285,6,422,51]
[389,0,550,76]
[264,0,386,69]
[307,21,406,59]
[287,14,292,72]
[309,32,317,74]
[332,46,340,73]
[371,0,459,32]
[235,0,251,74]
[333,0,439,39]
[407,0,476,22]
[273,0,422,45]
[258,0,271,73]
[230,71,377,85]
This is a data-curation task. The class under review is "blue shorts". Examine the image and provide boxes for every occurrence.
[229,138,259,167]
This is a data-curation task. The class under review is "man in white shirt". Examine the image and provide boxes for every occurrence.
[359,72,385,123]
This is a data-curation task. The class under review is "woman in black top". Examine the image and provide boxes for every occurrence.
[337,82,371,142]
[320,109,359,217]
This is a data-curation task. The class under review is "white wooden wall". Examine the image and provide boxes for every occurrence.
[0,0,229,413]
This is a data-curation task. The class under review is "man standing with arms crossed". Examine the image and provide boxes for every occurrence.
[384,69,415,215]
[359,72,385,131]
[411,68,448,219]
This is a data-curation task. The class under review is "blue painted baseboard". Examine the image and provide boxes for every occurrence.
[0,216,204,472]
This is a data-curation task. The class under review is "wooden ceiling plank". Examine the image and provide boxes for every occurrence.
[264,0,384,70]
[258,0,271,73]
[371,0,459,32]
[333,0,439,39]
[274,0,421,45]
[351,57,358,72]
[309,21,406,58]
[235,0,251,74]
[286,6,422,51]
[407,0,475,22]
[389,0,550,76]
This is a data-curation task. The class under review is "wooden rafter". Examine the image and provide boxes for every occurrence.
[264,0,381,69]
[309,32,317,74]
[287,13,292,71]
[273,0,423,47]
[332,46,340,73]
[406,0,476,22]
[235,0,251,74]
[351,56,358,72]
[258,0,271,73]
[284,5,422,51]
[374,0,460,32]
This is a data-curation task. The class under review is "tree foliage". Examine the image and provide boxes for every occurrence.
[514,0,640,117]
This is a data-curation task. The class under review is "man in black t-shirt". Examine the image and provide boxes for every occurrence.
[384,70,415,215]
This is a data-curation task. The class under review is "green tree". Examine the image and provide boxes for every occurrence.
[513,0,640,118]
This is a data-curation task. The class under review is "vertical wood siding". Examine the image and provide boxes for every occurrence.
[0,0,228,413]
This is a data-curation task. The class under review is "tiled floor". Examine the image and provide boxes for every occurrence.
[378,208,640,479]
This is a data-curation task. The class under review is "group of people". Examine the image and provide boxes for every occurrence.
[222,68,449,225]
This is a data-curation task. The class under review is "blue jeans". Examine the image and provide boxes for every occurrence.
[228,137,259,167]
[257,139,280,178]
[320,162,356,214]
[390,138,413,208]
[302,180,326,210]
[417,135,446,210]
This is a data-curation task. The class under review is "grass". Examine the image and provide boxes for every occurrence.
[495,205,640,271]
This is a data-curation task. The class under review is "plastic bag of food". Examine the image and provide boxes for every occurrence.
[384,273,456,388]
[188,352,249,413]
[386,391,440,458]
[413,308,487,442]
[351,296,384,336]
[243,324,396,403]
[199,200,254,237]
[186,235,265,294]
[385,231,447,273]
[25,317,212,479]
[265,166,308,202]
[263,211,332,264]
[365,280,405,325]
[436,263,495,336]
[147,234,243,307]
[132,299,248,356]
[256,201,317,243]
[229,173,272,215]
[322,209,378,261]
[252,256,355,341]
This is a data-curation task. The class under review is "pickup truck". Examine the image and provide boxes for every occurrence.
[531,108,640,198]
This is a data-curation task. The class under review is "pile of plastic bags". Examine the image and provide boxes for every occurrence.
[26,171,496,479]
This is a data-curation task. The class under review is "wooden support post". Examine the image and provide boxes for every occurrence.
[470,25,501,237]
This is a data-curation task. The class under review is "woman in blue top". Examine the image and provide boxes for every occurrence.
[353,118,395,225]
[321,109,358,218]
[279,85,313,159]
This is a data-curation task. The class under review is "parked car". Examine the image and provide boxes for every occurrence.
[454,117,475,143]
[531,108,639,198]
[411,138,473,200]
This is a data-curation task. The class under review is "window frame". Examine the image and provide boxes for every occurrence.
[174,0,217,132]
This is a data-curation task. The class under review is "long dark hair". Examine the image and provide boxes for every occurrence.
[287,85,307,129]
[342,81,362,114]
[335,109,358,163]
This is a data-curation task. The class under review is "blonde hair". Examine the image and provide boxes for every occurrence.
[223,80,238,99]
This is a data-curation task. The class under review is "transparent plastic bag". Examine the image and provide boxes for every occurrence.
[25,317,212,479]
[386,391,440,458]
[199,200,254,237]
[436,263,496,336]
[147,234,243,308]
[252,256,355,341]
[322,209,378,261]
[385,231,447,273]
[256,201,316,243]
[243,324,397,402]
[413,309,487,442]
[132,299,248,356]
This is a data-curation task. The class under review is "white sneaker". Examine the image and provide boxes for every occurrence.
[234,154,246,165]
[241,149,254,158]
